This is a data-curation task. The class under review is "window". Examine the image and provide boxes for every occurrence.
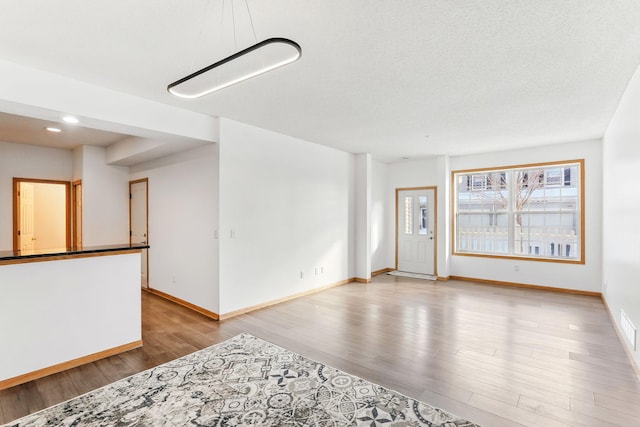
[453,160,583,262]
[471,174,487,191]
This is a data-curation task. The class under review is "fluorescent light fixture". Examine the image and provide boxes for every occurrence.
[63,116,79,124]
[46,127,62,133]
[168,38,301,98]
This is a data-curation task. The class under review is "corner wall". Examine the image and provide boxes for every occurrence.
[354,153,371,280]
[79,146,129,246]
[603,64,640,369]
[371,160,389,273]
[218,119,354,315]
[130,144,220,313]
[386,158,441,271]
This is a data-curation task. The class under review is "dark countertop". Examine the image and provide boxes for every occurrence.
[0,243,150,262]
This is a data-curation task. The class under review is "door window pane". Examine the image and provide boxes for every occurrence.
[419,196,428,235]
[404,196,413,235]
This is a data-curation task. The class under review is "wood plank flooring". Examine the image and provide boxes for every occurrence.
[2,276,640,426]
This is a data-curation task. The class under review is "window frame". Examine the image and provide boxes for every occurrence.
[451,159,585,264]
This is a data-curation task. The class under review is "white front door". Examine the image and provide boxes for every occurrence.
[19,182,35,252]
[397,188,436,275]
[130,180,148,288]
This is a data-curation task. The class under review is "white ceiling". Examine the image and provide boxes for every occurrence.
[1,1,640,162]
[0,112,128,149]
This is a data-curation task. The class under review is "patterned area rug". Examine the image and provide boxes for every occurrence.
[4,333,480,426]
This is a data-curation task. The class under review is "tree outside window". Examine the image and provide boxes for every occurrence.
[454,161,583,262]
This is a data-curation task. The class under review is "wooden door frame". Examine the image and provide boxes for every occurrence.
[72,180,82,247]
[129,178,149,287]
[395,186,438,276]
[13,178,71,251]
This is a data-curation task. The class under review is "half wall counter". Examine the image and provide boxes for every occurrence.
[0,243,149,389]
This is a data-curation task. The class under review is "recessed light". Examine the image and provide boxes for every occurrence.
[402,157,410,161]
[46,127,62,133]
[62,116,79,124]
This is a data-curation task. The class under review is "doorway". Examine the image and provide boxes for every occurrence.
[13,178,71,252]
[395,187,437,276]
[129,178,149,288]
[72,180,82,247]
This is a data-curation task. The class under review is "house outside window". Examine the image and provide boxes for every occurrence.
[453,160,584,263]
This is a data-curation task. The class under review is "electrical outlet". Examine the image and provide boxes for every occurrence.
[300,271,304,279]
[514,265,520,272]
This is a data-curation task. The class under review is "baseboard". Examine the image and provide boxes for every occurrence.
[0,340,142,391]
[601,296,640,382]
[437,276,450,281]
[353,277,372,283]
[146,288,220,320]
[372,268,393,276]
[219,278,354,320]
[449,276,601,297]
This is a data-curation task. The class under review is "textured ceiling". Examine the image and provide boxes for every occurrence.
[1,1,639,162]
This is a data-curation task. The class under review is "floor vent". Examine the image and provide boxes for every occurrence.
[621,310,637,351]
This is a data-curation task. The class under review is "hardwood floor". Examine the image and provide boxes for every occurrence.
[2,275,640,426]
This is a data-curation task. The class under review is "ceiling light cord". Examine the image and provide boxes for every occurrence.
[244,0,258,44]
[231,0,237,51]
[219,0,225,49]
[243,0,263,68]
[190,0,213,74]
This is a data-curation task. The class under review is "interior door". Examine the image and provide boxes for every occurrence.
[13,178,71,252]
[396,187,436,275]
[130,179,148,288]
[19,182,35,252]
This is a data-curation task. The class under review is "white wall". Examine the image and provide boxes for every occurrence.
[436,155,451,277]
[33,183,66,249]
[218,119,354,315]
[0,141,72,250]
[603,64,640,368]
[130,143,219,313]
[385,158,440,270]
[79,145,129,246]
[450,139,603,292]
[72,145,83,181]
[371,160,389,273]
[354,153,371,280]
[0,253,141,382]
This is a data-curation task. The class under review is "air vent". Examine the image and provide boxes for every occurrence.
[621,310,637,351]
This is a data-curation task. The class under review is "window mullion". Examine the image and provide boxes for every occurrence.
[507,170,515,255]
